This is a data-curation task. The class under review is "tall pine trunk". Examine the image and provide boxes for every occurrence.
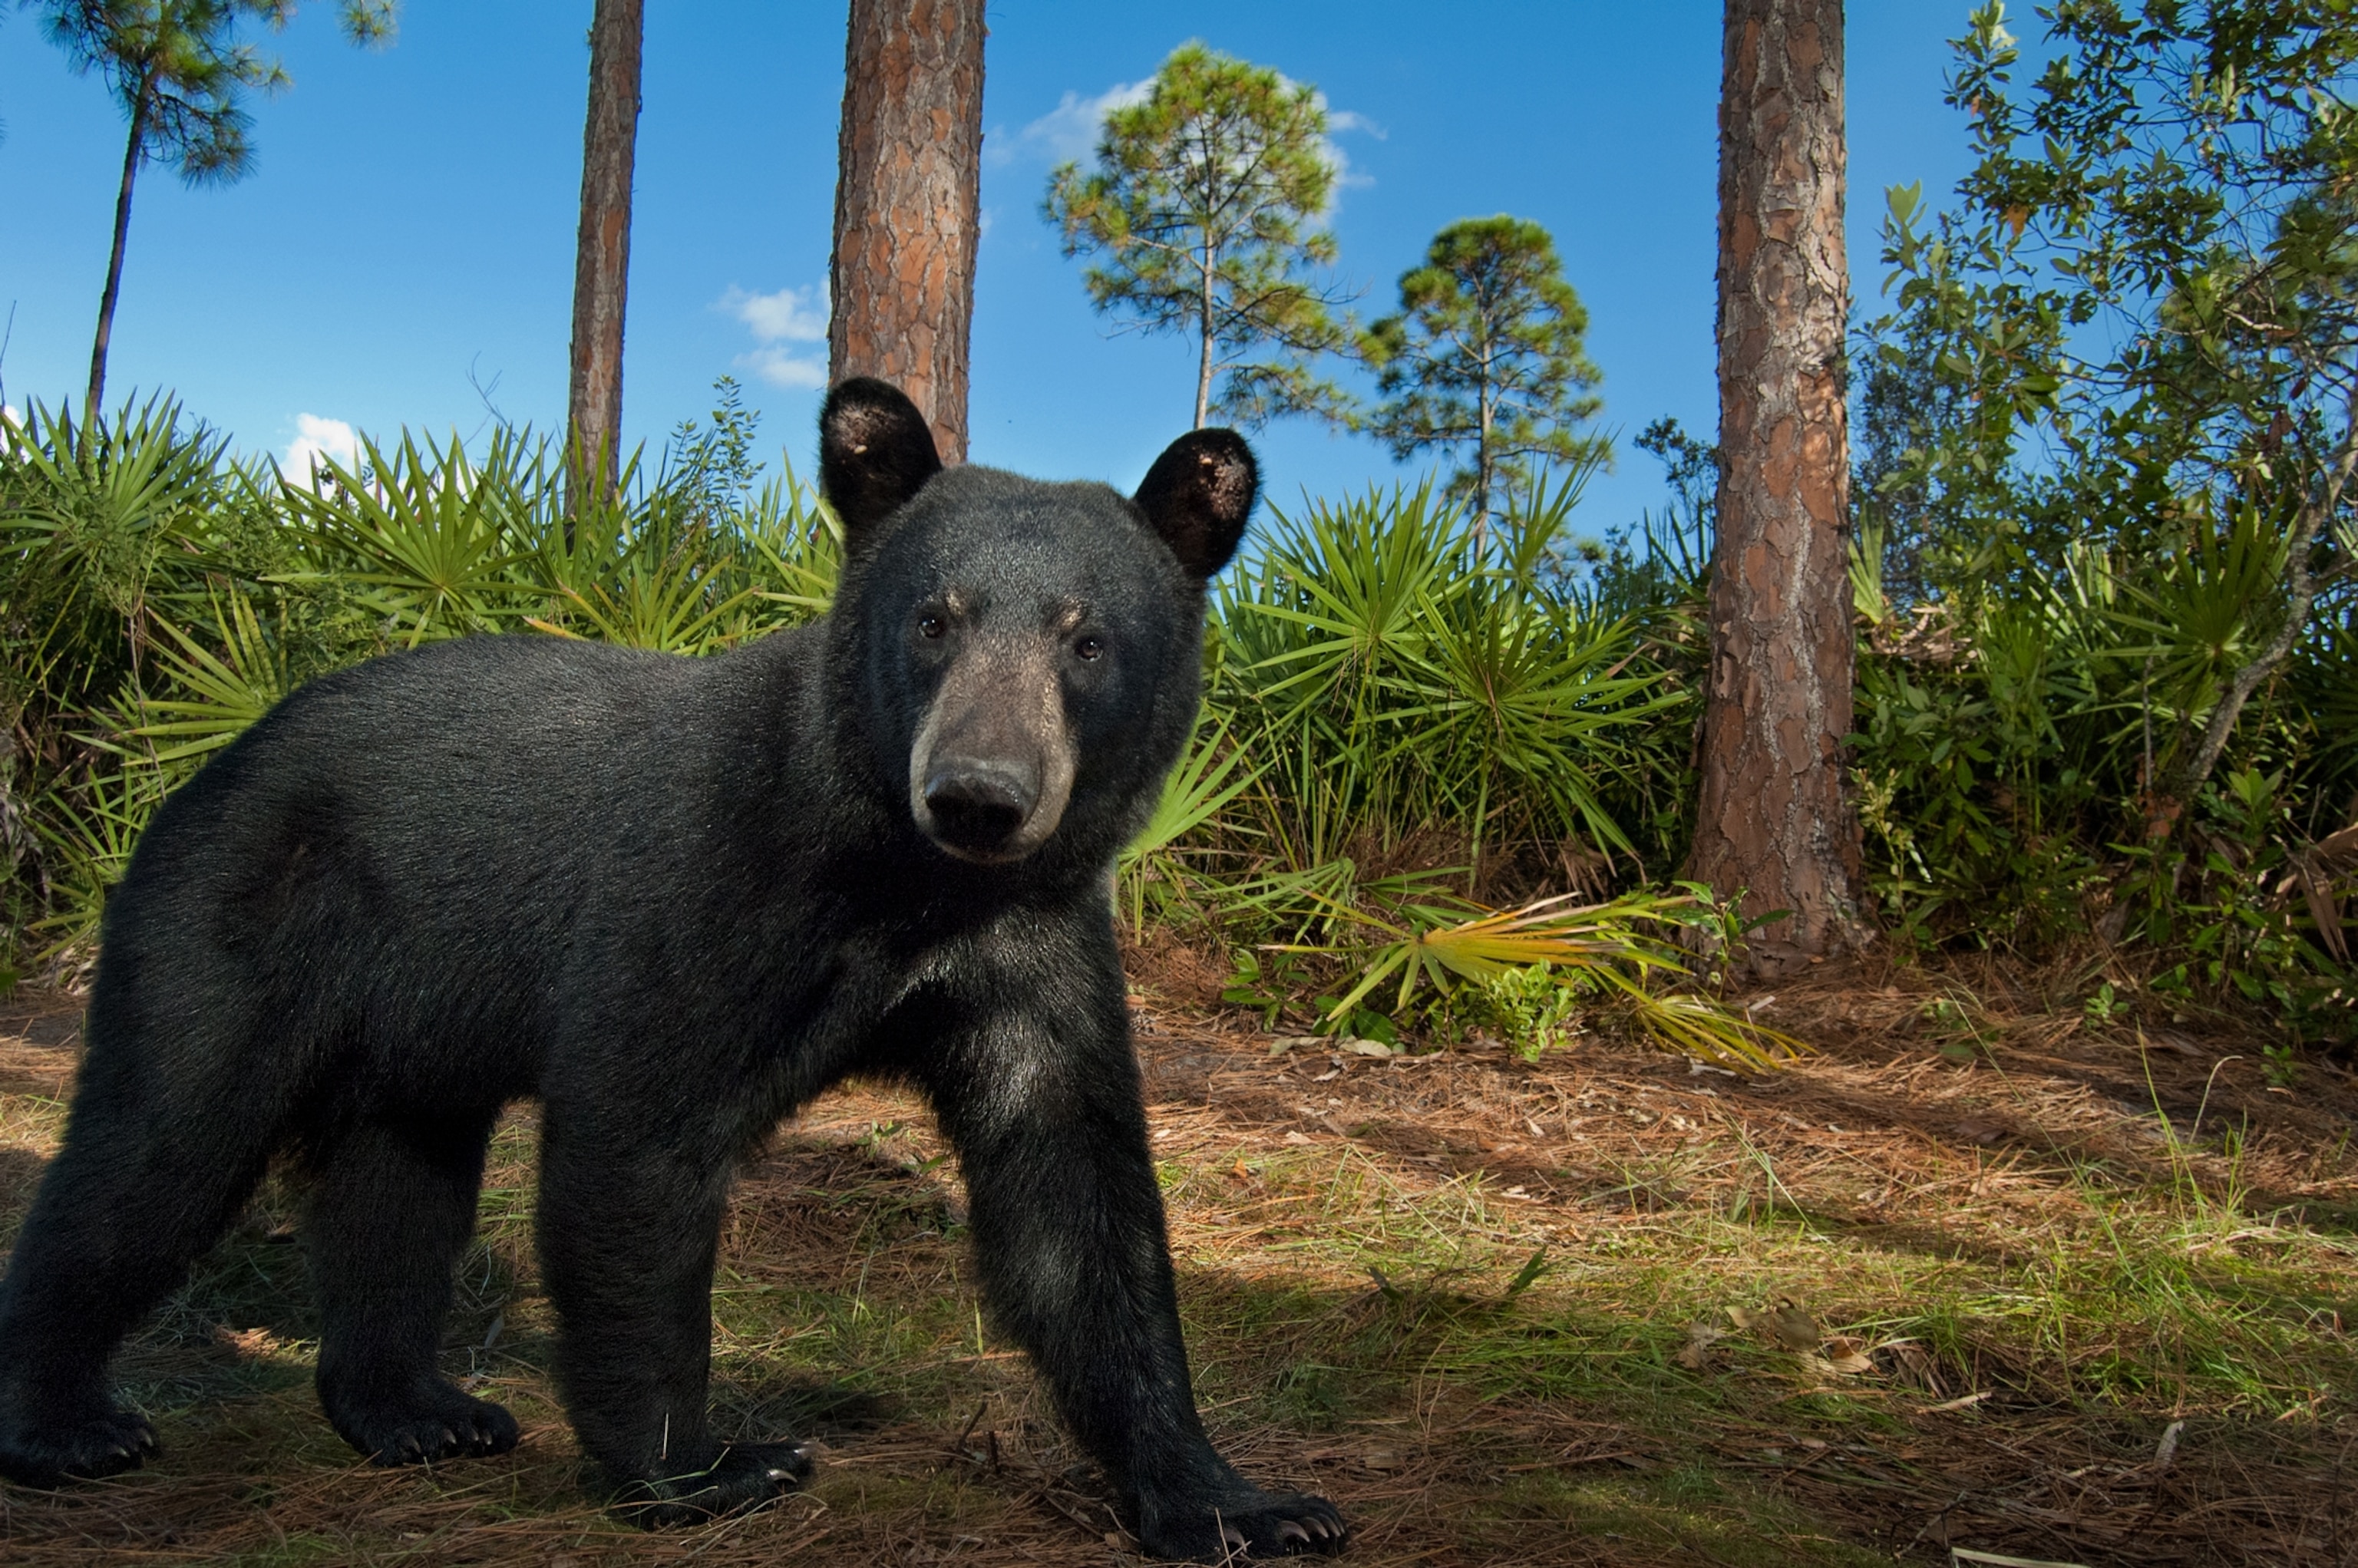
[1686,0,1868,975]
[830,0,986,464]
[566,0,645,503]
[1195,234,1215,430]
[87,80,150,428]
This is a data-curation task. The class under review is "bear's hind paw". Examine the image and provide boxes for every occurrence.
[614,1440,814,1528]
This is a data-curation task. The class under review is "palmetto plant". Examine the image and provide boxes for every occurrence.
[1210,474,1686,898]
[1114,715,1257,939]
[0,398,843,959]
[135,586,292,762]
[28,761,170,961]
[1851,497,2356,1025]
[283,427,543,644]
[1164,473,1723,1048]
[1276,886,1805,1069]
[1,399,235,952]
[0,398,227,711]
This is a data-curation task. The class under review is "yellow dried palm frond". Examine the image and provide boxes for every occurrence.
[1281,888,1808,1071]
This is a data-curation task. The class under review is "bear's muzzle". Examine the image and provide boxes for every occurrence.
[907,640,1078,865]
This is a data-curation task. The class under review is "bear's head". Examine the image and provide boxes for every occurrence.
[819,378,1255,871]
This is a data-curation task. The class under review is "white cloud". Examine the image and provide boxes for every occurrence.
[987,81,1150,168]
[282,412,360,488]
[735,346,827,390]
[1305,90,1378,202]
[989,75,1376,207]
[719,283,827,345]
[718,283,828,390]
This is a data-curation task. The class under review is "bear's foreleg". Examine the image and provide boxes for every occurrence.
[534,1091,811,1525]
[920,969,1346,1560]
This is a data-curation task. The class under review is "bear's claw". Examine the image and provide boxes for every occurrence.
[325,1379,519,1467]
[614,1440,814,1527]
[0,1405,160,1488]
[1141,1488,1348,1560]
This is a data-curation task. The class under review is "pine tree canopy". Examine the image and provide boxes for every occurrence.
[1363,216,1606,529]
[1042,41,1356,431]
[36,2,395,185]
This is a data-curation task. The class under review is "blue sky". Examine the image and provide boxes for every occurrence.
[0,2,1984,533]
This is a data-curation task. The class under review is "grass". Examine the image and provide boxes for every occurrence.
[1,946,2354,1565]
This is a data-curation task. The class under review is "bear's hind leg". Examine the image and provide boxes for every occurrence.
[306,1114,519,1466]
[0,1081,276,1486]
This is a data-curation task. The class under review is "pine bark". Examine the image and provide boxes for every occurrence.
[830,0,986,464]
[566,0,645,499]
[1687,0,1868,974]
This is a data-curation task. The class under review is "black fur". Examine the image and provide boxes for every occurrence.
[0,382,1342,1559]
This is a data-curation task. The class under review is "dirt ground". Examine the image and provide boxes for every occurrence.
[1,948,2354,1566]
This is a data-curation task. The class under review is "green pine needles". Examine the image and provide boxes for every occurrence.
[1042,42,1357,431]
[1039,48,1610,544]
[1362,216,1607,543]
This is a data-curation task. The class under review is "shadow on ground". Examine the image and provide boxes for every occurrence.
[1,957,2353,1565]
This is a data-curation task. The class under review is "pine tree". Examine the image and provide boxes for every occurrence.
[1362,216,1605,541]
[1043,43,1354,431]
[1687,0,1869,973]
[566,0,643,503]
[35,0,397,426]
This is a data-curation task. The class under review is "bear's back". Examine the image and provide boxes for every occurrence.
[97,631,819,1062]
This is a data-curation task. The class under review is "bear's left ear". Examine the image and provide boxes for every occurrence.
[821,378,944,531]
[1132,428,1257,579]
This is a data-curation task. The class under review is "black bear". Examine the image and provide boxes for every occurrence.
[0,379,1345,1559]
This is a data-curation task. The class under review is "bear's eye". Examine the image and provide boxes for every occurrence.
[1073,635,1105,662]
[916,613,946,640]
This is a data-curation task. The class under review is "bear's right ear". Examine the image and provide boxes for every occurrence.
[1133,428,1257,579]
[820,378,944,531]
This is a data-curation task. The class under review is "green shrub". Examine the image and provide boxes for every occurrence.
[0,387,839,964]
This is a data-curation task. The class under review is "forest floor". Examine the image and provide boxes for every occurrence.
[2,942,2355,1566]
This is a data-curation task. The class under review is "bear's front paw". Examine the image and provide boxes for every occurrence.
[0,1403,160,1488]
[325,1378,520,1467]
[1139,1487,1348,1560]
[613,1440,814,1528]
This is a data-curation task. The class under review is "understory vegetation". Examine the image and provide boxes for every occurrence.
[0,366,2350,1068]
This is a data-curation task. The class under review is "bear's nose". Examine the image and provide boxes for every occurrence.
[921,761,1037,853]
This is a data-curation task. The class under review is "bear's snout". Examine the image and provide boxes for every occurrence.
[921,758,1037,854]
[907,640,1078,865]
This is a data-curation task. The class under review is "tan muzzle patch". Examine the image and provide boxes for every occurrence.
[907,639,1078,864]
